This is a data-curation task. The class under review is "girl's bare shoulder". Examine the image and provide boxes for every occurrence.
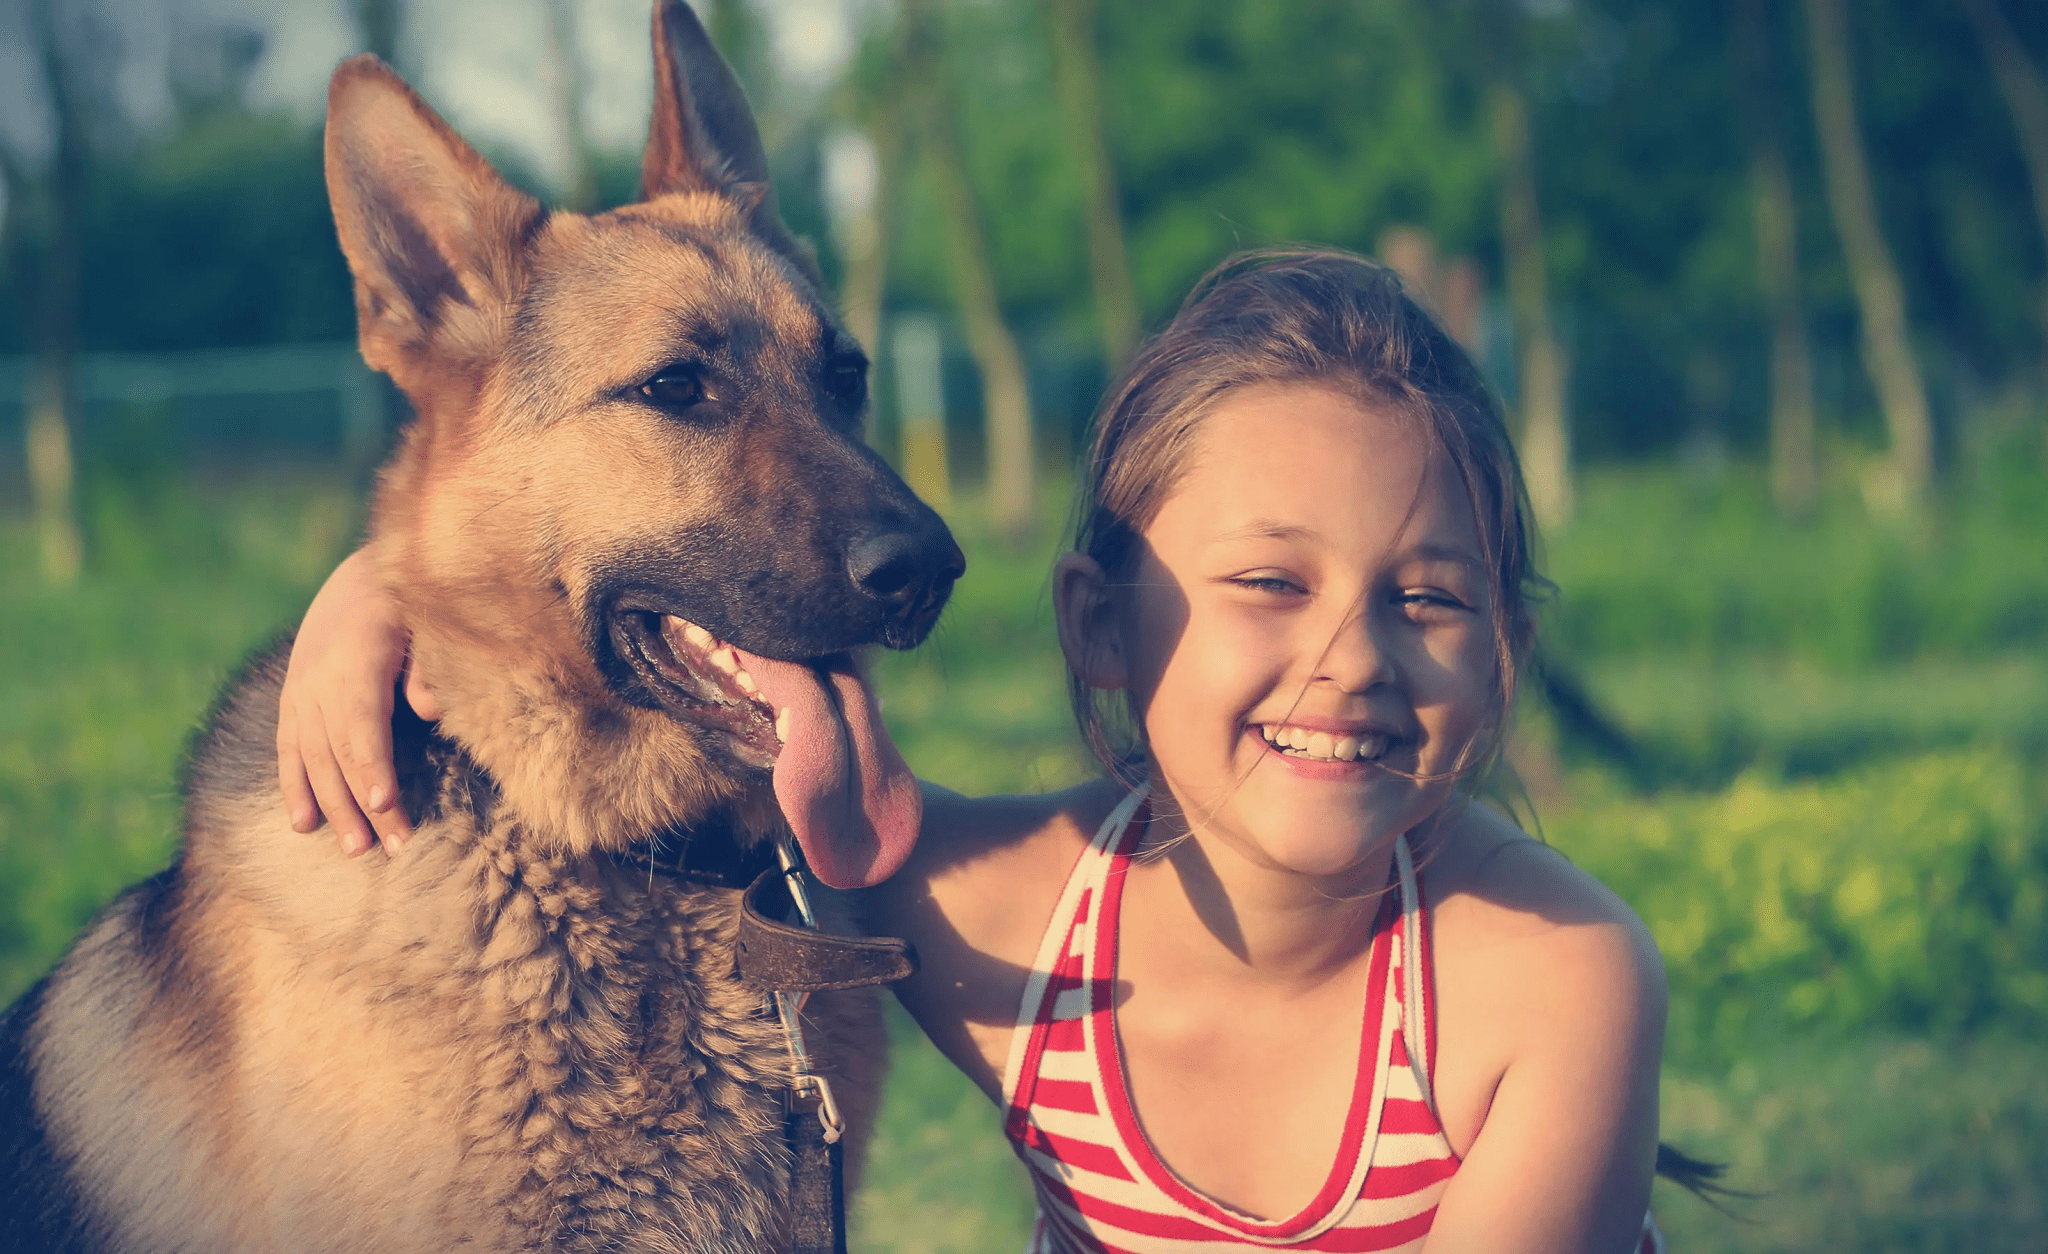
[1424,799,1664,1024]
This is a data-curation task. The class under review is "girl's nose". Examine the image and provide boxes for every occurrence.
[1311,598,1396,694]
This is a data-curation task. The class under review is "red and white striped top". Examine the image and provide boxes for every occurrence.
[998,787,1667,1254]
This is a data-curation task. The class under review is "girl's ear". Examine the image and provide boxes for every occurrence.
[1054,552,1128,691]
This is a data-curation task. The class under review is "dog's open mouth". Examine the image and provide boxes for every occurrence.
[619,610,785,770]
[610,608,921,890]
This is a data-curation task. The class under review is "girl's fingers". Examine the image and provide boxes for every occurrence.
[340,690,409,847]
[276,706,324,834]
[301,713,378,858]
[404,664,444,722]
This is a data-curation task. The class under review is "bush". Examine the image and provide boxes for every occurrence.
[1553,749,2048,1068]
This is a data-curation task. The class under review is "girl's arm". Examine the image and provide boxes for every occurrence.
[1423,836,1667,1254]
[277,546,433,856]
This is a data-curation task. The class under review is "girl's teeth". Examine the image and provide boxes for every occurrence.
[1259,724,1392,762]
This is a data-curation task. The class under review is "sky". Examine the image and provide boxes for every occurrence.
[0,0,875,193]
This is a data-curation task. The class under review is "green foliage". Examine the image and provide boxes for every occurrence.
[1555,750,2048,1068]
[1545,467,2048,667]
[854,0,2048,460]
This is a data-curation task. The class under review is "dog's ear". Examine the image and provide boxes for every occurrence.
[325,55,544,382]
[642,0,818,281]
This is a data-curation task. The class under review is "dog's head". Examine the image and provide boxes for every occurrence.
[323,1,962,886]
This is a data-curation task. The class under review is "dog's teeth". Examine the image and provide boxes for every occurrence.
[682,622,714,649]
[735,669,757,694]
[775,707,792,743]
[710,647,740,675]
[1334,735,1360,761]
[1306,732,1334,759]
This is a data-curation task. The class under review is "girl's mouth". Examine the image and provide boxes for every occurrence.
[1254,722,1398,764]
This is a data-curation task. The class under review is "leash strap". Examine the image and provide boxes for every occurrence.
[783,1101,847,1254]
[761,837,911,1254]
[609,827,915,1253]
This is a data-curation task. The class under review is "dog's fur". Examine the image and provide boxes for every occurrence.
[0,5,960,1250]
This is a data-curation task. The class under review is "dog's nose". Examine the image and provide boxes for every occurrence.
[846,522,965,612]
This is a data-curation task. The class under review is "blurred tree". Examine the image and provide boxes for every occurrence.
[1732,0,1817,518]
[903,0,1035,537]
[1049,0,1139,368]
[1803,0,1932,511]
[1959,0,2048,465]
[825,127,892,360]
[836,8,916,362]
[19,0,87,584]
[1480,0,1574,530]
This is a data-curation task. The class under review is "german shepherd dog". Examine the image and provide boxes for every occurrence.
[0,3,962,1249]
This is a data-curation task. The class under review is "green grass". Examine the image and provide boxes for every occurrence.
[0,472,359,996]
[5,466,2047,1250]
[1653,1033,2048,1253]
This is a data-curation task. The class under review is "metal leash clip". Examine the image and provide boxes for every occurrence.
[772,836,845,1145]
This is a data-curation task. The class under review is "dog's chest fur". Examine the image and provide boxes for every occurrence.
[25,654,881,1254]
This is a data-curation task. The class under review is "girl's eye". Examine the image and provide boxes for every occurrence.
[1228,573,1306,596]
[639,366,708,412]
[1396,589,1472,620]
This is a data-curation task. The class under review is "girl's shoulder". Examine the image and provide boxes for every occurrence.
[1423,800,1665,1118]
[1425,799,1664,998]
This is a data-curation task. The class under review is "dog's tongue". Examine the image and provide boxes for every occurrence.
[730,649,919,889]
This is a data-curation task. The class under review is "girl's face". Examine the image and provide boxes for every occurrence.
[1085,382,1497,880]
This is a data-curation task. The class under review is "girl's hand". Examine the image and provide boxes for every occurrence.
[277,546,437,856]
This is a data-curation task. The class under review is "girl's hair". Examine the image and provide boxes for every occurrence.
[1068,246,1549,790]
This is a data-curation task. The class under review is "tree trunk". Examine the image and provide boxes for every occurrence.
[1487,77,1572,531]
[542,0,596,212]
[832,126,896,365]
[26,0,84,585]
[1732,0,1818,518]
[1803,0,1932,509]
[906,0,1034,536]
[1049,0,1141,368]
[1959,0,2048,470]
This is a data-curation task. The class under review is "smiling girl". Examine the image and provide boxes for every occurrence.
[283,249,1673,1252]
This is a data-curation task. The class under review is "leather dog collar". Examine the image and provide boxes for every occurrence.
[609,825,917,994]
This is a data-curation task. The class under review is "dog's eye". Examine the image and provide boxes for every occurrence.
[639,367,707,412]
[826,361,867,411]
